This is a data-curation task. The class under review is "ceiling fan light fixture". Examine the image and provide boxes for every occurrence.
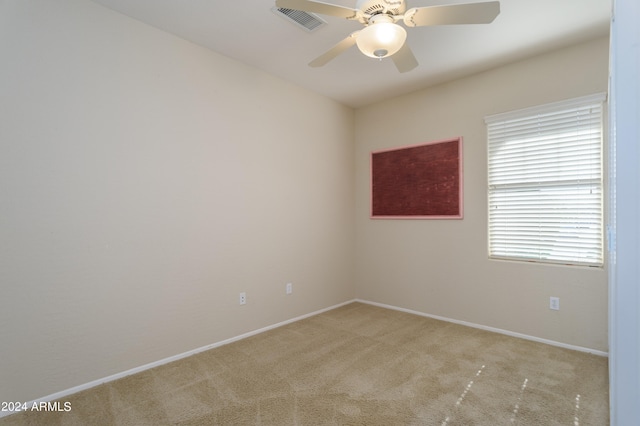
[356,14,407,59]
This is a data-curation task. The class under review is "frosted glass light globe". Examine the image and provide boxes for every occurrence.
[356,15,407,59]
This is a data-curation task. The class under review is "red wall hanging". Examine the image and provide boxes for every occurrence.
[371,137,463,219]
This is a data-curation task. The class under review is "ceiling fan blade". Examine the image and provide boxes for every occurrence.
[404,1,500,27]
[308,32,359,67]
[275,0,360,20]
[391,42,418,73]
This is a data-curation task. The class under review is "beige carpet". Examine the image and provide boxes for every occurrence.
[0,302,609,425]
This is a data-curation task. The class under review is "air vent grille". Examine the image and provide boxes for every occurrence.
[272,7,326,32]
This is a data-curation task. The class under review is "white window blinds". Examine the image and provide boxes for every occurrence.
[485,93,605,266]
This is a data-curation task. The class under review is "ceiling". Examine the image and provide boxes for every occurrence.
[90,0,611,108]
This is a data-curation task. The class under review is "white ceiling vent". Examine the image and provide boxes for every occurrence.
[272,7,326,32]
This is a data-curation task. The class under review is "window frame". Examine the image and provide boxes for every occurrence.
[484,93,606,267]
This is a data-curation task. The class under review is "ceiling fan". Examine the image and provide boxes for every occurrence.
[275,0,500,73]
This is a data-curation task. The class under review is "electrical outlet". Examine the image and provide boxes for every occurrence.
[550,297,560,310]
[286,283,292,295]
[239,292,246,305]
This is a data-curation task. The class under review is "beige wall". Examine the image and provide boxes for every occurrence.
[0,0,354,402]
[355,37,609,352]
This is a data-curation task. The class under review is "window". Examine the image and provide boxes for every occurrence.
[485,93,605,266]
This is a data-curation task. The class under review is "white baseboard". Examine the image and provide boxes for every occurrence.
[0,299,356,419]
[356,299,609,357]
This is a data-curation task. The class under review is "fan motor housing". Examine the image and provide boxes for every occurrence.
[356,0,407,16]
